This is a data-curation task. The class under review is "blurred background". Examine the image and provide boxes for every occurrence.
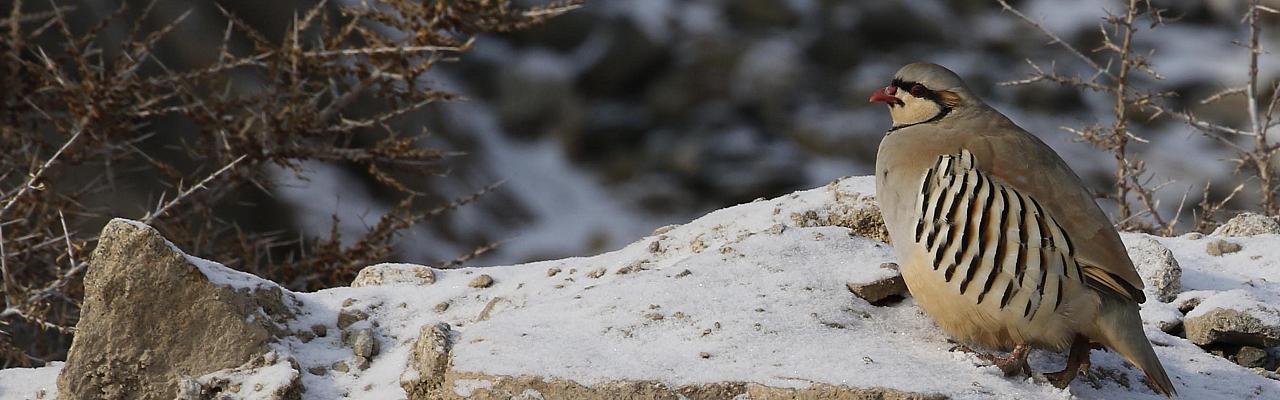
[410,0,1278,265]
[2,0,1278,365]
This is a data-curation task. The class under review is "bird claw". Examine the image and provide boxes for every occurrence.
[950,344,1031,377]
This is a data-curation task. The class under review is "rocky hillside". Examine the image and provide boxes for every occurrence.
[2,177,1279,399]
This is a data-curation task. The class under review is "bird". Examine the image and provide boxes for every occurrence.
[870,62,1176,397]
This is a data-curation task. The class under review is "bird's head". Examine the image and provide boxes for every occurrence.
[869,63,976,130]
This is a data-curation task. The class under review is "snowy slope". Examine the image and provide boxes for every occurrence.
[7,177,1280,399]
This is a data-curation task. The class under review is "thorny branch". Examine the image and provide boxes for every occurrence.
[997,0,1279,234]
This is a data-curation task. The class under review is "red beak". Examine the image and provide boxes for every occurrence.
[869,86,903,106]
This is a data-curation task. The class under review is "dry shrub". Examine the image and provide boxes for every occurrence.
[0,0,580,367]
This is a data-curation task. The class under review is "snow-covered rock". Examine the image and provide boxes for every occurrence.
[1211,212,1280,237]
[1123,235,1182,303]
[19,177,1280,399]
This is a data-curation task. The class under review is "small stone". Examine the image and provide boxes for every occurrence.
[690,236,708,253]
[1236,346,1268,368]
[331,361,350,373]
[754,308,765,312]
[765,224,786,235]
[1182,232,1204,240]
[347,328,380,358]
[469,274,494,288]
[568,268,577,274]
[699,352,711,359]
[702,328,712,336]
[547,267,561,277]
[297,331,316,343]
[616,261,646,275]
[553,284,565,289]
[586,268,607,279]
[672,311,687,319]
[354,356,371,370]
[648,241,661,253]
[644,313,664,321]
[714,322,721,330]
[308,366,327,376]
[846,272,908,304]
[1206,239,1243,256]
[652,224,678,235]
[719,246,735,254]
[1212,212,1280,237]
[862,356,874,364]
[434,302,450,313]
[311,324,328,338]
[337,309,369,329]
[342,298,356,307]
[675,270,692,278]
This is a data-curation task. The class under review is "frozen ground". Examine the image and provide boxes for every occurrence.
[6,177,1280,399]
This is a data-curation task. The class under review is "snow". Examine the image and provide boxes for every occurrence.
[0,362,61,399]
[16,178,1280,399]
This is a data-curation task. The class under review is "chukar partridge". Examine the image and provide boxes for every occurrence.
[871,63,1175,397]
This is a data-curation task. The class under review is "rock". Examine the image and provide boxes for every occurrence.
[675,269,692,278]
[402,323,453,399]
[791,187,890,243]
[1212,212,1280,237]
[547,267,561,277]
[1206,239,1243,256]
[615,261,647,275]
[58,219,298,400]
[354,356,371,371]
[1123,235,1183,302]
[311,324,328,338]
[331,361,350,374]
[1184,291,1280,347]
[586,268,607,279]
[338,309,369,330]
[651,224,678,236]
[1236,346,1269,368]
[350,263,436,287]
[845,263,908,304]
[469,274,495,288]
[175,352,301,400]
[647,240,661,253]
[345,328,379,358]
[765,223,786,235]
[1182,232,1205,240]
[308,366,327,376]
[434,302,450,313]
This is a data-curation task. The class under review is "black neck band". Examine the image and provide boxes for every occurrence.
[887,106,951,133]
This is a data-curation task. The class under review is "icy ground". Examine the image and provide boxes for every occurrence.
[5,177,1280,399]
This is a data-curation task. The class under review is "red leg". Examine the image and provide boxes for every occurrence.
[1046,334,1092,389]
[953,343,1031,376]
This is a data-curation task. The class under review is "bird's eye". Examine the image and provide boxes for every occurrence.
[910,84,928,97]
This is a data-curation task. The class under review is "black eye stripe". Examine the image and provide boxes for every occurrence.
[891,78,941,101]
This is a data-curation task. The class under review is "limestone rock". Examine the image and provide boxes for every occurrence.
[58,219,297,400]
[1212,212,1280,237]
[1122,235,1182,303]
[351,263,436,287]
[1184,291,1280,347]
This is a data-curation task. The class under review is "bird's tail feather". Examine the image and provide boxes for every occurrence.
[1093,296,1177,398]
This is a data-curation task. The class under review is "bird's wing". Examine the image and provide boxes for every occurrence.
[960,122,1146,303]
[913,150,1085,317]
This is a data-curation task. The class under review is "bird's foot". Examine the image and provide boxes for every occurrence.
[950,343,1031,377]
[1045,335,1093,389]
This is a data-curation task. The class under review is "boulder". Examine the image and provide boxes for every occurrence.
[1122,235,1182,303]
[1212,212,1280,237]
[58,219,298,400]
[1183,290,1280,348]
[350,263,436,287]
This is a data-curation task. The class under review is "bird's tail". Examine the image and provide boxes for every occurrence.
[1093,295,1177,398]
